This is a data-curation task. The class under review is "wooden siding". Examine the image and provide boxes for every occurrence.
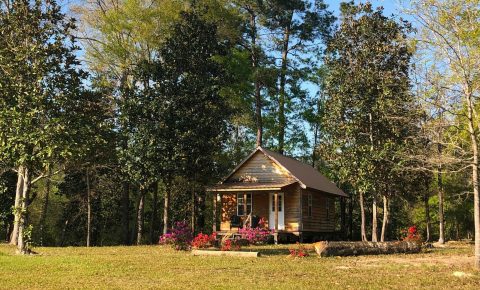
[301,189,336,232]
[283,184,301,232]
[253,193,269,222]
[227,151,295,184]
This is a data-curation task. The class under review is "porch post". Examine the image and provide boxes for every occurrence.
[274,192,279,244]
[212,192,217,232]
[243,192,247,217]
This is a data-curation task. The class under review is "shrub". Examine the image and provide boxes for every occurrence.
[403,225,421,242]
[221,239,241,251]
[159,221,193,251]
[159,233,176,245]
[289,243,309,258]
[238,226,273,245]
[191,232,217,249]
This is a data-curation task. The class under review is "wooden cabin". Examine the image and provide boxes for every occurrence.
[208,147,347,242]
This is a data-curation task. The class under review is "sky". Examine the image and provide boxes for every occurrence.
[326,0,402,16]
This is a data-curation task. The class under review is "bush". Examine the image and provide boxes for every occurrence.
[237,223,273,245]
[221,239,241,251]
[402,225,421,242]
[159,221,193,251]
[191,232,217,249]
[289,243,309,258]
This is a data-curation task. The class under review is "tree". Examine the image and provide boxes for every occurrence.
[320,2,416,242]
[409,0,480,268]
[0,0,102,253]
[262,0,335,154]
[0,170,15,241]
[128,11,231,235]
[75,0,184,245]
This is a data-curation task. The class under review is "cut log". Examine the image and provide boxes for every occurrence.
[314,241,421,257]
[191,250,260,258]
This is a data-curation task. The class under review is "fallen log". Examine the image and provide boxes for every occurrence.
[314,241,421,257]
[191,250,260,258]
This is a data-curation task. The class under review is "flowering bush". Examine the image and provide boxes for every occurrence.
[402,225,421,242]
[159,233,176,245]
[257,217,267,228]
[289,242,309,258]
[221,239,241,251]
[191,232,217,249]
[238,226,273,245]
[159,221,193,251]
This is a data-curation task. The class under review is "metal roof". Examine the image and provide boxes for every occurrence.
[209,181,297,192]
[259,148,348,197]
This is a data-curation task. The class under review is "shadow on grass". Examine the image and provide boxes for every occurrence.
[257,248,291,256]
[245,244,305,256]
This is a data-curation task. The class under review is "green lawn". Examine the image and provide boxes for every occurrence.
[0,242,479,289]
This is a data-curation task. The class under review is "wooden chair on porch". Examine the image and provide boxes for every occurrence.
[230,215,242,229]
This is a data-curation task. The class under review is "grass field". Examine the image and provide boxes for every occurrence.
[0,242,479,289]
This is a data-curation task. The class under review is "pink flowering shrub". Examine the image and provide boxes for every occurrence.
[159,221,193,250]
[238,226,273,245]
[237,217,273,245]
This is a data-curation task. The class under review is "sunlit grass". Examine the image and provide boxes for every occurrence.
[0,242,479,289]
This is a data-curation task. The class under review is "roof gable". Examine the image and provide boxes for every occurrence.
[222,147,347,197]
[224,150,295,184]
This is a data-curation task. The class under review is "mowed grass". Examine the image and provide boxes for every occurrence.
[0,242,479,289]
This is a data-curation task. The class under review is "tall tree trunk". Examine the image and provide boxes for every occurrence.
[311,125,318,167]
[437,169,445,244]
[348,195,353,240]
[121,182,130,245]
[340,197,346,239]
[424,186,431,242]
[9,166,24,245]
[359,190,367,241]
[86,168,91,247]
[39,172,51,246]
[136,189,145,245]
[150,182,158,244]
[249,11,262,148]
[277,16,292,154]
[380,195,389,242]
[465,89,480,269]
[17,166,31,254]
[191,187,195,233]
[119,70,131,245]
[163,188,170,235]
[372,197,378,242]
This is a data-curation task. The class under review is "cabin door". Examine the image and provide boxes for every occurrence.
[269,192,285,230]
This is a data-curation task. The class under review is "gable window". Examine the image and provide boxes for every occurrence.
[237,193,252,216]
[307,193,313,217]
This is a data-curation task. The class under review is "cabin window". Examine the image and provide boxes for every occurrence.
[237,193,252,216]
[271,194,282,212]
[326,198,331,220]
[307,193,313,217]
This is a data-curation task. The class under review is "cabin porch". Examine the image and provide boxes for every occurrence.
[210,182,301,243]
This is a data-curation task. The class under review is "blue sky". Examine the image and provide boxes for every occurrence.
[325,0,402,16]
